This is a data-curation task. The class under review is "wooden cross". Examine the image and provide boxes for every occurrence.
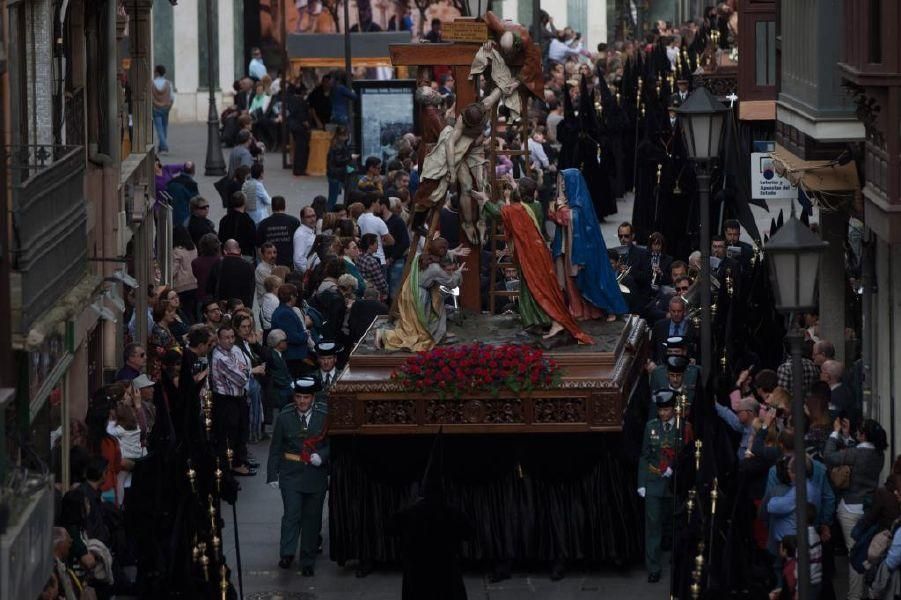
[388,40,516,312]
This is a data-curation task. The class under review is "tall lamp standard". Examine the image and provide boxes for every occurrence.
[765,213,828,600]
[203,0,226,176]
[674,86,729,383]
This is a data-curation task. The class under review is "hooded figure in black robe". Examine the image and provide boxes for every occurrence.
[556,75,617,219]
[392,433,472,600]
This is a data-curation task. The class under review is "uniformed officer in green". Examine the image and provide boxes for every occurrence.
[313,340,342,391]
[267,377,330,575]
[649,358,693,416]
[638,389,679,582]
[648,336,699,399]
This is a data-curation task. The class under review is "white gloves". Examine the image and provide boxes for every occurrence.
[269,481,280,489]
[310,453,323,467]
[663,467,673,478]
[637,487,646,498]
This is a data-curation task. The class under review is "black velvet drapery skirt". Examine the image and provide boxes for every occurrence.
[328,433,644,565]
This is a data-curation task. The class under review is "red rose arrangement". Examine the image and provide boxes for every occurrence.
[657,447,676,474]
[392,343,561,398]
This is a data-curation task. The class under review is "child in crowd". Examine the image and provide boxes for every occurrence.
[110,401,146,506]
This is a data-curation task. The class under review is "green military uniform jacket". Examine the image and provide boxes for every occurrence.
[649,364,699,396]
[637,418,678,498]
[267,406,330,493]
[648,365,698,412]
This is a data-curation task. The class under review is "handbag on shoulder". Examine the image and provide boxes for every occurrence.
[829,464,852,490]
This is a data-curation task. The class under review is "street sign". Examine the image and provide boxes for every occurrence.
[751,141,796,200]
[443,20,489,43]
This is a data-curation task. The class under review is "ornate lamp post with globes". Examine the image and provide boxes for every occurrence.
[674,86,729,382]
[765,210,828,600]
[203,0,226,176]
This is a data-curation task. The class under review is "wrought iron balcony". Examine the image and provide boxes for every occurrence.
[6,144,87,331]
[693,67,738,100]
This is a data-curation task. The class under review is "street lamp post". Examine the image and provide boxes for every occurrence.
[675,86,729,383]
[204,0,226,176]
[765,213,828,600]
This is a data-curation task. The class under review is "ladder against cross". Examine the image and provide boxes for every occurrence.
[389,41,489,312]
[389,39,531,314]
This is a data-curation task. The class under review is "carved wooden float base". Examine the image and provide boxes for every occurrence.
[329,314,649,435]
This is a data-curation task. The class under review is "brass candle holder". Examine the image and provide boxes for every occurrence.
[226,447,234,470]
[215,458,223,494]
[694,440,702,471]
[200,552,210,581]
[711,478,719,515]
[186,461,197,494]
[687,488,697,522]
[220,565,229,600]
[203,389,213,435]
[208,494,218,532]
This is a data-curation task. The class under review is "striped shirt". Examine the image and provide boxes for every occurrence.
[210,345,249,397]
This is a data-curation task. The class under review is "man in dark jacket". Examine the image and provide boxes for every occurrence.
[285,84,311,176]
[257,195,300,267]
[218,192,258,259]
[206,239,255,308]
[188,196,217,247]
[616,222,653,313]
[165,161,199,227]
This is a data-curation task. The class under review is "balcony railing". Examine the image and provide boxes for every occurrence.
[6,144,87,331]
[693,67,738,100]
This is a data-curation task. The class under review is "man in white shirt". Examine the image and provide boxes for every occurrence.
[248,47,267,81]
[548,29,586,64]
[357,196,394,266]
[255,242,277,308]
[292,206,318,272]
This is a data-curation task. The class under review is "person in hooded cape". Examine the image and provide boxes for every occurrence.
[392,432,471,600]
[549,168,628,320]
[556,76,618,219]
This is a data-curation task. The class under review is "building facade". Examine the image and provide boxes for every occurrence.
[0,1,160,597]
[838,0,901,459]
[769,0,863,369]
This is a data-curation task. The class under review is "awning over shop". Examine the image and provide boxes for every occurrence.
[739,100,775,121]
[770,143,860,193]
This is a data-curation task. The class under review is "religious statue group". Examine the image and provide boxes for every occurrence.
[378,12,628,352]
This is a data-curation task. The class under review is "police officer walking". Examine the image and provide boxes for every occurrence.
[267,377,330,575]
[637,389,679,583]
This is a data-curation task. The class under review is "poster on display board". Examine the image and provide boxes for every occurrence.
[353,79,418,167]
[751,140,797,200]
